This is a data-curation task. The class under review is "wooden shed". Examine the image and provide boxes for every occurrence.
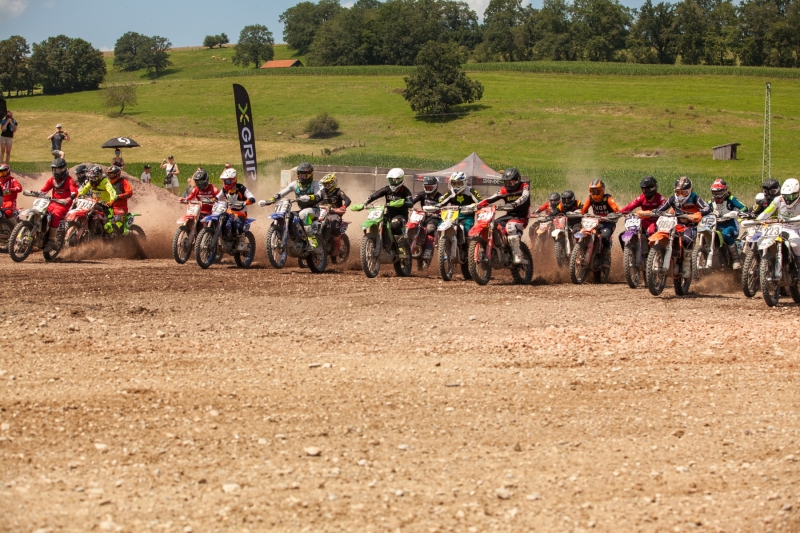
[712,143,740,160]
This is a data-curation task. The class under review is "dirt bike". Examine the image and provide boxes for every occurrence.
[550,213,580,268]
[645,212,698,296]
[740,218,771,297]
[692,213,747,279]
[8,190,67,262]
[194,200,256,269]
[173,199,212,264]
[406,208,435,270]
[620,213,651,289]
[529,214,553,251]
[0,206,18,253]
[263,198,326,273]
[318,203,350,265]
[569,212,621,284]
[354,203,412,278]
[62,196,146,251]
[426,204,474,281]
[756,221,800,307]
[467,204,533,285]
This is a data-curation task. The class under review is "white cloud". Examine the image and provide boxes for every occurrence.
[0,0,28,19]
[465,0,491,18]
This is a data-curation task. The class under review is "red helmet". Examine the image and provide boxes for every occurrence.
[710,178,728,202]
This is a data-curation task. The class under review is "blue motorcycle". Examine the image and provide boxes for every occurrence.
[262,198,327,273]
[194,199,256,269]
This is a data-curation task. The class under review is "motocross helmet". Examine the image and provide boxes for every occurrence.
[548,192,560,210]
[387,168,405,192]
[781,178,800,207]
[754,192,766,206]
[502,168,521,188]
[296,162,314,186]
[320,173,337,192]
[193,168,209,189]
[423,175,438,194]
[221,167,238,192]
[639,175,657,199]
[449,172,466,195]
[561,190,576,210]
[762,178,780,200]
[74,164,88,181]
[673,177,693,207]
[88,165,103,186]
[0,164,9,179]
[710,178,728,202]
[589,179,605,202]
[51,158,69,187]
[107,165,121,183]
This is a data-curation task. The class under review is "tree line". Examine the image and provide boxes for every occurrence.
[282,0,800,67]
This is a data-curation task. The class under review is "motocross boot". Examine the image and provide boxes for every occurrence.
[508,235,528,265]
[681,252,692,278]
[728,244,741,269]
[43,227,58,252]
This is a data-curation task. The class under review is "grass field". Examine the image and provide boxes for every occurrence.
[6,47,800,201]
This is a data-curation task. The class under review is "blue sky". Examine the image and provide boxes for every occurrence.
[0,0,646,51]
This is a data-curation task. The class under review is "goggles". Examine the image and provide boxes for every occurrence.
[675,189,691,197]
[423,184,437,192]
[589,187,603,196]
[764,187,780,196]
[785,193,799,203]
[711,189,727,198]
[641,186,656,195]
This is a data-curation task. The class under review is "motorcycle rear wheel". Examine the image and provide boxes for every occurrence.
[674,266,692,296]
[460,259,472,280]
[308,243,327,273]
[438,236,455,281]
[265,224,287,269]
[234,231,256,269]
[172,226,192,264]
[360,234,380,278]
[554,237,566,268]
[510,242,533,284]
[468,240,492,285]
[623,243,639,289]
[692,244,710,281]
[9,221,34,263]
[0,218,13,253]
[331,234,350,265]
[741,249,760,298]
[760,254,780,307]
[195,228,217,269]
[569,242,589,285]
[42,231,64,262]
[393,239,412,277]
[646,246,667,296]
[790,272,800,303]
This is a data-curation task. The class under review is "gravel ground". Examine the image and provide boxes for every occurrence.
[0,252,799,533]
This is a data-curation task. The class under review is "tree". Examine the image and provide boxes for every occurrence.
[203,33,229,49]
[403,40,484,115]
[101,77,138,115]
[308,2,380,66]
[114,32,150,71]
[703,0,737,65]
[29,35,106,95]
[531,0,576,60]
[280,0,343,55]
[675,0,708,64]
[441,1,483,50]
[571,0,632,61]
[142,36,172,76]
[233,25,275,68]
[627,0,678,63]
[737,0,781,66]
[0,36,30,96]
[376,0,445,66]
[483,0,531,61]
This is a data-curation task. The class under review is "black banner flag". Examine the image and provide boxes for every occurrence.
[233,84,258,181]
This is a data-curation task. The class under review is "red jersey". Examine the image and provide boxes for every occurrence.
[1,176,22,212]
[620,193,665,214]
[186,184,221,214]
[110,178,133,213]
[41,175,78,227]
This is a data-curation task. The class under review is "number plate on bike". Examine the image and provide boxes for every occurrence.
[764,224,782,237]
[477,210,493,222]
[442,208,459,222]
[581,218,598,231]
[318,207,329,219]
[275,200,290,215]
[624,216,641,230]
[367,209,382,220]
[75,199,94,210]
[32,198,49,212]
[698,215,717,230]
[212,203,227,215]
[188,205,201,216]
[656,217,677,231]
[409,211,424,223]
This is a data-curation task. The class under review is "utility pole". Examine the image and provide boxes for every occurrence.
[762,82,772,184]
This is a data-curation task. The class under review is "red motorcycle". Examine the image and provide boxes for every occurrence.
[406,208,434,270]
[467,204,533,285]
[63,196,105,248]
[173,199,210,264]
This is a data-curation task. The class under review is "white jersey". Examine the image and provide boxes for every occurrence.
[757,196,800,222]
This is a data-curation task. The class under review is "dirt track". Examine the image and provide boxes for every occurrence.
[1,248,799,533]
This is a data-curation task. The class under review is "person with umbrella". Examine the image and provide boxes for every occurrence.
[111,149,125,169]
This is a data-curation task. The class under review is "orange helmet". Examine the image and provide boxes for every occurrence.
[589,179,605,202]
[107,165,122,183]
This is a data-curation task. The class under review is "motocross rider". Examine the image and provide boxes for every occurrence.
[437,171,483,234]
[78,166,118,234]
[477,167,531,265]
[579,179,620,267]
[107,165,133,235]
[653,176,712,278]
[352,168,414,255]
[709,178,748,269]
[39,158,78,250]
[318,173,351,257]
[74,164,90,187]
[753,178,781,217]
[217,167,256,236]
[756,178,800,263]
[618,175,666,238]
[0,164,22,218]
[411,175,444,261]
[181,168,220,217]
[535,192,562,215]
[262,162,322,246]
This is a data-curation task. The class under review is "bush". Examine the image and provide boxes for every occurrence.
[304,112,340,138]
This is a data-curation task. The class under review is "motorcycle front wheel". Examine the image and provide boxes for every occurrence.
[43,230,64,262]
[308,242,327,273]
[195,228,217,269]
[467,240,492,285]
[646,246,668,296]
[331,234,350,265]
[623,243,640,289]
[360,234,381,278]
[741,249,760,298]
[0,218,14,253]
[760,254,780,307]
[554,236,566,268]
[569,241,589,285]
[692,243,711,280]
[265,224,287,269]
[172,226,192,264]
[234,231,256,269]
[438,235,455,281]
[510,242,533,284]
[393,239,412,277]
[9,221,35,263]
[674,264,692,296]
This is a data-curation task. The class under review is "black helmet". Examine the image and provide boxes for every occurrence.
[88,165,103,185]
[674,176,692,192]
[423,175,438,193]
[502,168,521,182]
[762,178,780,199]
[51,158,68,186]
[297,162,314,185]
[193,168,209,189]
[561,190,575,206]
[639,175,657,199]
[75,164,88,177]
[107,165,121,182]
[548,192,560,208]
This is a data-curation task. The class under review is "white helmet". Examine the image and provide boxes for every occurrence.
[781,178,800,207]
[221,167,238,190]
[755,192,765,205]
[387,168,405,192]
[449,172,467,195]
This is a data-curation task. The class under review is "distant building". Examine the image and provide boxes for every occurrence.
[260,60,303,69]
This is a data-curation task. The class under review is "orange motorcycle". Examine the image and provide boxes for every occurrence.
[643,210,701,296]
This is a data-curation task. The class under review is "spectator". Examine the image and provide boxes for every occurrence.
[140,164,151,184]
[1,111,18,165]
[111,149,125,169]
[160,155,180,196]
[224,162,232,169]
[47,124,69,158]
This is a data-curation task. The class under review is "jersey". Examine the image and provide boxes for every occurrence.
[412,190,444,208]
[110,178,133,213]
[186,184,221,214]
[619,193,666,214]
[1,176,22,212]
[484,182,531,220]
[711,194,747,230]
[78,178,117,204]
[581,194,620,217]
[217,184,255,217]
[274,180,321,210]
[365,185,413,219]
[757,196,800,221]
[319,187,352,210]
[653,192,712,223]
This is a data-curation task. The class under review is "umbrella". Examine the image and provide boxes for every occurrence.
[101,137,141,149]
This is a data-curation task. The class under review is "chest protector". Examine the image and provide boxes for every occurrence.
[590,194,613,216]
